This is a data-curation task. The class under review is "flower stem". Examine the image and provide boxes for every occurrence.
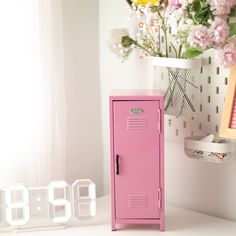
[156,9,168,57]
[178,45,183,58]
[171,43,178,58]
[163,27,168,57]
[135,42,162,57]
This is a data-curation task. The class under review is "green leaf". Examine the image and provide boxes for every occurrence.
[186,47,203,58]
[229,6,236,17]
[229,23,236,36]
[188,0,213,26]
[190,0,201,13]
[121,36,136,48]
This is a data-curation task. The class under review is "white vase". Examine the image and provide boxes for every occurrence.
[151,57,201,117]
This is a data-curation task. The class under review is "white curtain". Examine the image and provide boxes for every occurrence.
[0,0,66,188]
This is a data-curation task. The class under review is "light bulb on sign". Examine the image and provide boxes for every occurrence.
[48,181,72,223]
[5,184,30,226]
[72,179,96,218]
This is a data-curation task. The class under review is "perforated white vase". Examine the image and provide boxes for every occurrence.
[152,57,201,117]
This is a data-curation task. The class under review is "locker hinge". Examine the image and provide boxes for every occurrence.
[158,109,161,133]
[158,188,162,210]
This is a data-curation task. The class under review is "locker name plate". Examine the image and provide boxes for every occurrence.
[130,108,144,114]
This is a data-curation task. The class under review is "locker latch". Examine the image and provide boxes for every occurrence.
[158,109,161,133]
[116,154,120,175]
[158,188,162,210]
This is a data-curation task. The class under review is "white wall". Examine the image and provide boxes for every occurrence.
[99,0,236,221]
[99,0,153,194]
[62,0,103,196]
[166,141,236,221]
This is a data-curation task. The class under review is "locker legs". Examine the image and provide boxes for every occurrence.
[160,221,165,232]
[112,222,116,231]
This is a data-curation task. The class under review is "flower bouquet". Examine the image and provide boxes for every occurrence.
[108,0,236,116]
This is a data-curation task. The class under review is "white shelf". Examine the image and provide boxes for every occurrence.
[1,196,236,236]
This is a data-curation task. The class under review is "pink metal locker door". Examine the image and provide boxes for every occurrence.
[113,100,160,219]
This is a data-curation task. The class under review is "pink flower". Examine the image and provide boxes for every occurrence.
[210,17,229,46]
[168,0,182,13]
[217,37,236,67]
[188,25,212,49]
[210,0,236,16]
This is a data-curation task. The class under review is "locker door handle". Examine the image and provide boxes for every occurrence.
[116,154,120,175]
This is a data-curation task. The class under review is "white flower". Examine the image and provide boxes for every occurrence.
[185,19,194,26]
[178,19,193,31]
[180,0,190,9]
[171,7,186,21]
[152,12,158,18]
[185,0,195,5]
[144,6,152,15]
[107,28,130,55]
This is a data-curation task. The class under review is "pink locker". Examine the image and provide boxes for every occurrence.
[109,90,165,231]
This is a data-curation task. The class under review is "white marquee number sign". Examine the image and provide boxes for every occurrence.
[48,181,72,223]
[0,179,96,227]
[72,180,96,219]
[5,185,30,226]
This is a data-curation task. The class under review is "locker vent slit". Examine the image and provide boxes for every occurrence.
[127,117,147,130]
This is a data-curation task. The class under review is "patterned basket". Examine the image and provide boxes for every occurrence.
[184,136,236,163]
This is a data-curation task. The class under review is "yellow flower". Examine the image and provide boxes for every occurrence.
[131,0,161,6]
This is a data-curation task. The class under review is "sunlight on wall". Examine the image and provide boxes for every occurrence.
[0,1,42,186]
